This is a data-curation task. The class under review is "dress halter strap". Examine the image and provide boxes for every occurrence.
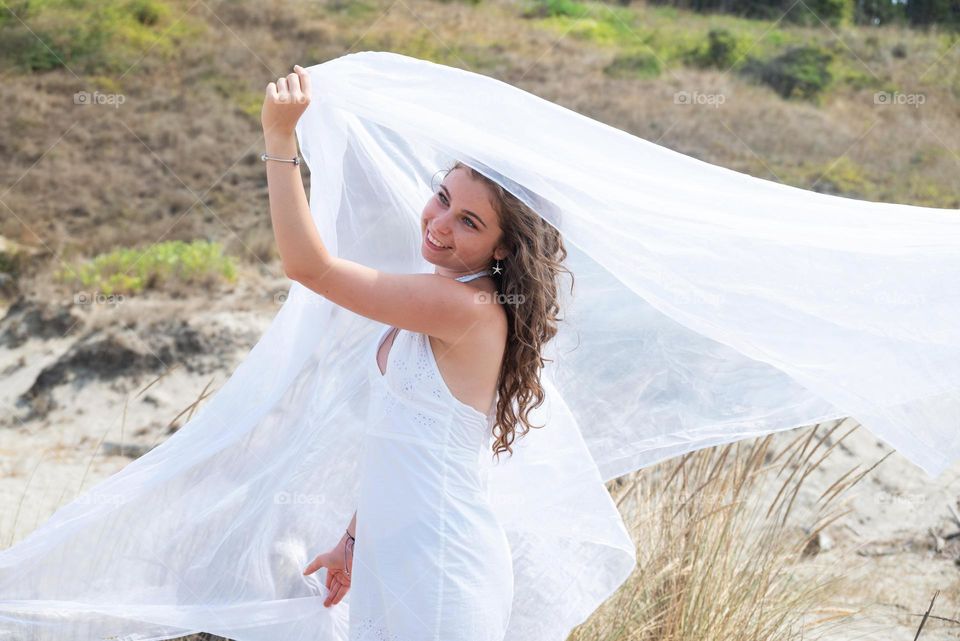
[455,270,492,283]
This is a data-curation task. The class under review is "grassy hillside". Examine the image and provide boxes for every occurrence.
[0,0,957,299]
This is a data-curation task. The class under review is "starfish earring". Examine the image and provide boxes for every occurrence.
[492,259,503,275]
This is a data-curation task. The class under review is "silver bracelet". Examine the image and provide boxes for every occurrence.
[343,529,355,577]
[261,152,300,166]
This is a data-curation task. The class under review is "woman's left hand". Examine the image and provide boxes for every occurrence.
[261,64,311,138]
[303,535,354,608]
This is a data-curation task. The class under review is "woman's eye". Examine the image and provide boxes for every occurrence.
[436,192,474,229]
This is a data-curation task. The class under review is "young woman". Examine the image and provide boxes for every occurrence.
[261,66,571,640]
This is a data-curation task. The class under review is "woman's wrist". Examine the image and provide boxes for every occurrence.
[263,131,297,156]
[338,531,355,557]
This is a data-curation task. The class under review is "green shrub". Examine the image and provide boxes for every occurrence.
[835,63,888,90]
[0,247,30,277]
[604,50,662,78]
[326,0,379,18]
[745,45,834,100]
[0,0,202,74]
[128,0,164,26]
[764,30,786,47]
[522,0,591,19]
[906,0,960,28]
[647,0,854,25]
[197,71,264,121]
[806,157,873,195]
[685,28,748,69]
[855,0,906,25]
[57,239,238,296]
[783,0,854,27]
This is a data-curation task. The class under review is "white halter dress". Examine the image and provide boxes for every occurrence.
[349,270,514,641]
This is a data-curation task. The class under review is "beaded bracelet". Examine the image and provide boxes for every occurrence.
[261,152,301,166]
[343,528,355,577]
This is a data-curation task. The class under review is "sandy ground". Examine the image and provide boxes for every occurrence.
[0,271,284,548]
[1,279,958,640]
[762,425,960,640]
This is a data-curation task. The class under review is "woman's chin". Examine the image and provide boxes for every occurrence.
[420,245,441,265]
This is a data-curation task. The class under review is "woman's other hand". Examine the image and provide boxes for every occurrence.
[303,532,354,608]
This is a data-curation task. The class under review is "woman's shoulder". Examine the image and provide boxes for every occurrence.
[461,276,506,326]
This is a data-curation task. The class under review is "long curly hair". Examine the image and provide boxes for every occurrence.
[434,160,574,464]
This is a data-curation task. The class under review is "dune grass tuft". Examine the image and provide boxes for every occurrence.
[56,239,238,296]
[575,420,874,640]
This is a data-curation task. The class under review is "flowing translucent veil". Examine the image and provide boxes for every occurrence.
[1,50,959,641]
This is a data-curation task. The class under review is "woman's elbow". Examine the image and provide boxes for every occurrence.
[282,262,304,281]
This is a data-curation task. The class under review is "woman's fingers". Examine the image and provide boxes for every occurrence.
[324,578,341,607]
[286,71,301,95]
[261,66,311,134]
[274,73,308,105]
[264,66,309,108]
[285,69,308,105]
[294,64,311,97]
[303,552,325,576]
[332,570,350,605]
[328,580,346,607]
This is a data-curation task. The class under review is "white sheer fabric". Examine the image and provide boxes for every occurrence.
[1,50,958,641]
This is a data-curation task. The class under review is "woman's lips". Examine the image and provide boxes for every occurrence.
[425,229,451,251]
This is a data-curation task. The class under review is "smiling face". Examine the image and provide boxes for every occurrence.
[421,167,507,278]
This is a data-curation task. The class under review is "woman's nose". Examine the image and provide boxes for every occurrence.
[432,214,454,234]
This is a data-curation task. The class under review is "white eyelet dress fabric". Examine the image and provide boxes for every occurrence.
[349,277,513,641]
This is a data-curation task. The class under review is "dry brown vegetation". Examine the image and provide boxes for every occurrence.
[1,0,958,305]
[578,423,865,640]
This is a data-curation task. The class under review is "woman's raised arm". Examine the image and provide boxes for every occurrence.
[261,66,496,343]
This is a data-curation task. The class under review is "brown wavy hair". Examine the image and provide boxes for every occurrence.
[435,160,574,464]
